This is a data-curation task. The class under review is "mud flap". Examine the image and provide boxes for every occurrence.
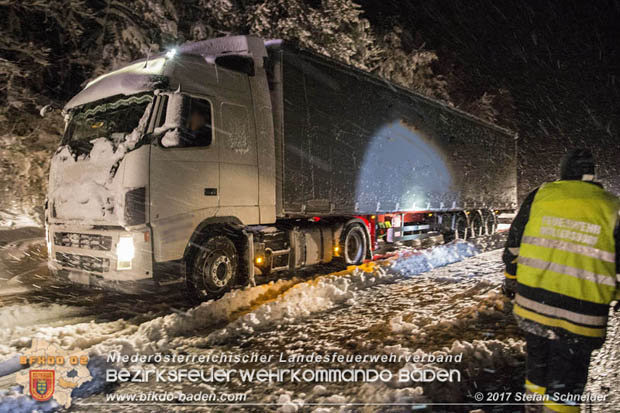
[244,231,256,287]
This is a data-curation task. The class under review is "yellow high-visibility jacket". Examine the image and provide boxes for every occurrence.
[504,180,620,339]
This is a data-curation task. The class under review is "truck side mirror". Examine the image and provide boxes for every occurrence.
[159,128,208,148]
[159,128,186,148]
[215,55,255,76]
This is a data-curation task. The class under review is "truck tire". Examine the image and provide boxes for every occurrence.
[454,214,469,240]
[470,211,484,238]
[484,212,497,235]
[187,235,238,301]
[341,223,367,265]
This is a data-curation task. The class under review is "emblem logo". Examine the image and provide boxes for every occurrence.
[29,370,55,402]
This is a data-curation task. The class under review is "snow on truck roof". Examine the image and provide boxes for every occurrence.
[63,35,515,137]
[65,35,269,110]
[64,57,168,110]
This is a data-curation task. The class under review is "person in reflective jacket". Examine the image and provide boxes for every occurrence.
[502,149,620,413]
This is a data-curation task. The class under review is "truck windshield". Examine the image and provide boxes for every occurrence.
[63,94,153,154]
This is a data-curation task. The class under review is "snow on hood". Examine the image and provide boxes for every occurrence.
[48,101,152,224]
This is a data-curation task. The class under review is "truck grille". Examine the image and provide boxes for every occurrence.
[53,232,112,251]
[55,252,110,273]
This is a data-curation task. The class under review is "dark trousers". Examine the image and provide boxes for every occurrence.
[525,333,597,401]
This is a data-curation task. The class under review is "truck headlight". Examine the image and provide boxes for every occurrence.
[116,236,135,270]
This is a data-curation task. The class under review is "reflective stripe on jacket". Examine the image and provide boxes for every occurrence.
[514,180,620,338]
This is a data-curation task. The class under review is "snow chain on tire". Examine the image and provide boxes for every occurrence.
[187,235,238,302]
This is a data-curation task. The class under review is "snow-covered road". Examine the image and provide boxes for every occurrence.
[0,229,617,413]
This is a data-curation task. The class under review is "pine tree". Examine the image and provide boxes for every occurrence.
[0,0,471,224]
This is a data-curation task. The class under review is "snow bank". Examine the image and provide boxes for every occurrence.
[204,266,395,345]
[200,241,480,345]
[380,338,525,403]
[390,240,478,276]
[0,280,300,412]
[0,242,482,412]
[0,303,85,331]
[93,278,299,357]
[51,242,478,406]
[0,210,39,229]
[0,304,93,360]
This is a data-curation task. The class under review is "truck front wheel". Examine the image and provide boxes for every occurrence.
[341,223,368,265]
[188,235,238,301]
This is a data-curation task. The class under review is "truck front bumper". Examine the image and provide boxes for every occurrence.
[47,224,157,293]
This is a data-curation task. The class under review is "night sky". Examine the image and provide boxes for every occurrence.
[360,0,620,198]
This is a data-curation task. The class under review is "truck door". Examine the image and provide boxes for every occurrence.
[217,99,259,224]
[149,93,219,262]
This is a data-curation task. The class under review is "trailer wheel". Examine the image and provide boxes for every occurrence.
[471,212,484,238]
[341,224,367,265]
[187,235,238,301]
[484,212,497,235]
[454,214,469,240]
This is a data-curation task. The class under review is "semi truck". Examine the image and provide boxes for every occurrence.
[46,35,517,300]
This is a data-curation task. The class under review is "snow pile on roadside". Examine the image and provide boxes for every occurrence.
[382,338,525,403]
[203,266,395,345]
[0,304,91,359]
[0,280,301,413]
[0,303,84,331]
[93,278,299,357]
[202,241,480,345]
[0,239,481,364]
[0,242,483,412]
[0,210,40,229]
[389,315,420,334]
[40,241,482,403]
[390,240,478,276]
[387,290,508,337]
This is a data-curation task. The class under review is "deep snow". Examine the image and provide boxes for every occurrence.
[0,234,617,412]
